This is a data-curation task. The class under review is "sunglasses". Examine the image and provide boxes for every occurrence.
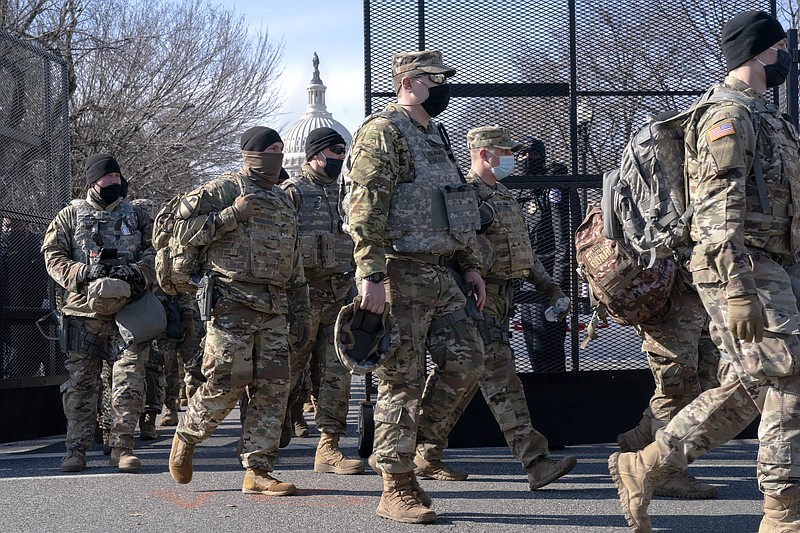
[414,73,447,85]
[328,145,346,155]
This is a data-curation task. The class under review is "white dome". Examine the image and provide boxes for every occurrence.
[282,53,353,178]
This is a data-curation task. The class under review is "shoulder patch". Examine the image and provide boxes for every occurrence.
[706,120,736,143]
[176,194,201,220]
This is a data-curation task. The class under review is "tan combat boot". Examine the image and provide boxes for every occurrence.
[60,449,86,473]
[376,472,437,524]
[368,454,432,507]
[168,432,195,484]
[608,442,673,533]
[314,432,365,474]
[617,411,654,452]
[139,412,157,440]
[527,455,577,490]
[654,469,718,499]
[160,400,180,427]
[413,452,468,481]
[759,489,800,533]
[110,448,141,472]
[291,401,309,438]
[242,468,296,496]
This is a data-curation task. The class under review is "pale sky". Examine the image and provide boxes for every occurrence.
[220,0,367,136]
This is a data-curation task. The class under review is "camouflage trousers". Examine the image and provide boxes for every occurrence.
[176,298,290,471]
[658,254,800,495]
[417,283,549,470]
[287,276,353,434]
[62,317,148,450]
[635,287,722,434]
[372,257,484,474]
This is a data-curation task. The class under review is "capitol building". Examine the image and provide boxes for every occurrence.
[282,53,352,178]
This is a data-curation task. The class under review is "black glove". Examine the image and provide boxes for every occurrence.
[108,264,143,284]
[84,263,110,283]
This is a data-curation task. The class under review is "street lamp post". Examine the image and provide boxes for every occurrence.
[575,102,594,316]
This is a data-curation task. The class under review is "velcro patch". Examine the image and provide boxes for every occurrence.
[706,120,736,143]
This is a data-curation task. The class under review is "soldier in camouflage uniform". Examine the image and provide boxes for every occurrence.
[167,127,311,496]
[618,284,724,500]
[281,127,364,474]
[609,12,800,532]
[346,50,486,524]
[414,126,577,489]
[41,153,155,473]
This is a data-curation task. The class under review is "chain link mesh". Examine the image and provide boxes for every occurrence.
[364,0,777,373]
[1,32,70,381]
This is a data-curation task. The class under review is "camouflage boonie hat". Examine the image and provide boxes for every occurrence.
[392,50,456,77]
[467,126,523,152]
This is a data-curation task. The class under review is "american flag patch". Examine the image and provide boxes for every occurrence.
[706,120,736,142]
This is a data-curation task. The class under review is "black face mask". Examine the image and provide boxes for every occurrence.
[421,84,451,118]
[98,183,121,203]
[323,157,344,179]
[764,48,792,88]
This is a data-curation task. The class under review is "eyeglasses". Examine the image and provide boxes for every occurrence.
[414,73,447,85]
[328,145,346,155]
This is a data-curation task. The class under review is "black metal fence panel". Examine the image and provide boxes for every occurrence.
[0,32,71,382]
[363,0,779,373]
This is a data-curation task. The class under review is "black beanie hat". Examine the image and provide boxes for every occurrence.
[305,127,346,161]
[721,10,786,72]
[240,126,282,152]
[85,153,122,186]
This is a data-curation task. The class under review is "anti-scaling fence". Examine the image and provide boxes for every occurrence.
[0,31,71,383]
[363,0,784,372]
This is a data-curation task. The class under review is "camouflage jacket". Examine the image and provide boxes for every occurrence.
[468,172,558,294]
[171,171,309,322]
[345,103,481,279]
[282,163,355,283]
[688,76,800,298]
[41,194,155,318]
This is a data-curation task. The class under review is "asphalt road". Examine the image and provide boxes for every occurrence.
[0,376,764,532]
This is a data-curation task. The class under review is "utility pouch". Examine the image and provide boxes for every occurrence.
[440,184,480,235]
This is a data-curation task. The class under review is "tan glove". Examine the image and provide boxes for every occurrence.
[232,194,259,222]
[291,323,312,353]
[727,294,764,343]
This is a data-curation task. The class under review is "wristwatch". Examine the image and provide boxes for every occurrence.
[364,272,386,283]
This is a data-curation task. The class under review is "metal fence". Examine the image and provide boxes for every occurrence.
[363,0,782,372]
[0,31,71,383]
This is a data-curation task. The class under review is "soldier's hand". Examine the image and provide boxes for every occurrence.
[291,323,312,353]
[728,294,765,343]
[463,270,485,311]
[84,263,111,283]
[360,278,386,314]
[232,194,259,222]
[108,264,143,283]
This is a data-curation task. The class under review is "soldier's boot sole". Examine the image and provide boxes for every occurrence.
[313,461,365,475]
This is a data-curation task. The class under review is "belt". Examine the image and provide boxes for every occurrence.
[387,251,451,267]
[484,276,511,295]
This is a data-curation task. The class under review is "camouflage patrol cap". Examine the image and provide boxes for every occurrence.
[392,50,456,78]
[467,126,523,152]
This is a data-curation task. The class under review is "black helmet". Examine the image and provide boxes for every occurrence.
[334,296,399,374]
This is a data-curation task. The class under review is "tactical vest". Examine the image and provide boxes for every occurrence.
[367,109,479,254]
[204,174,298,285]
[282,172,354,279]
[744,108,800,254]
[471,180,535,279]
[70,199,142,264]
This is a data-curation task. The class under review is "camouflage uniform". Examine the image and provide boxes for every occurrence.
[41,195,155,453]
[656,76,800,495]
[172,172,309,472]
[282,163,355,435]
[416,171,561,470]
[632,280,722,437]
[346,103,485,475]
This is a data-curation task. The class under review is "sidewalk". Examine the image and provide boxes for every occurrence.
[0,376,764,532]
